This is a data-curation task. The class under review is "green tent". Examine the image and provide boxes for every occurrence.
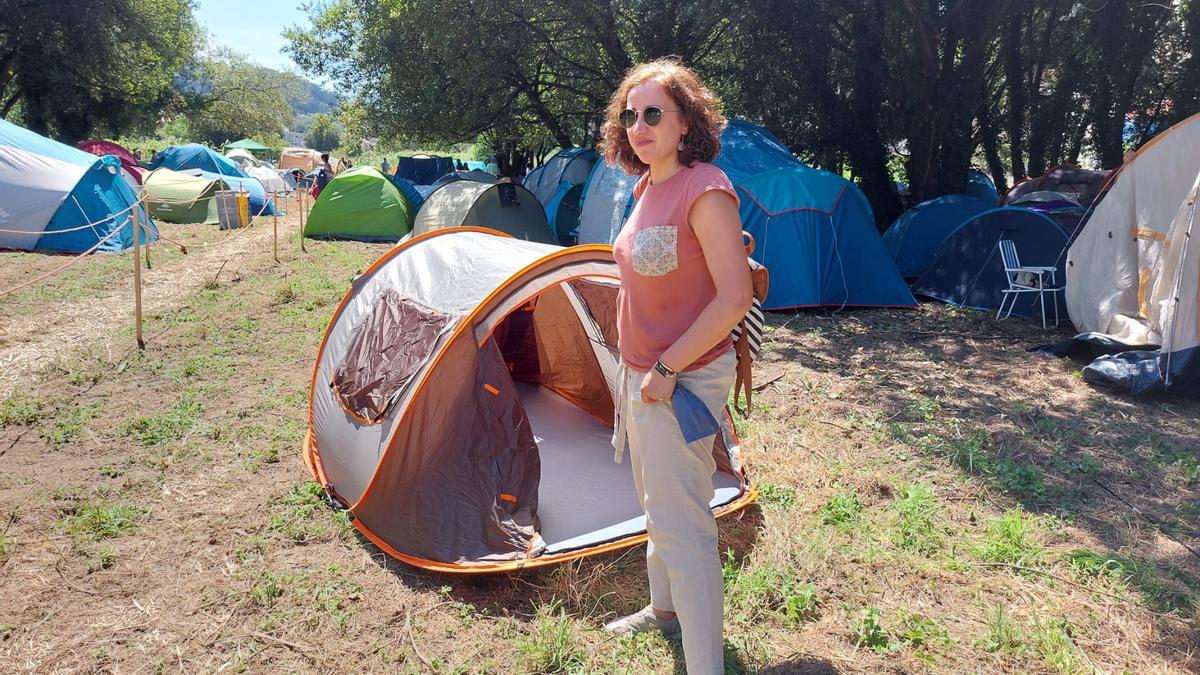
[143,168,229,224]
[304,166,415,241]
[224,138,270,153]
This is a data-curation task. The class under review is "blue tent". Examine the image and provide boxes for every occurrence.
[883,194,995,280]
[965,169,1000,202]
[524,148,598,205]
[738,166,916,309]
[0,118,153,253]
[395,156,454,185]
[151,144,247,179]
[387,174,426,214]
[911,207,1069,316]
[576,120,802,245]
[192,170,279,217]
[544,182,586,245]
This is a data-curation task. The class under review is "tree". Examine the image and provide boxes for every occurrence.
[305,113,340,151]
[0,0,198,141]
[180,49,298,147]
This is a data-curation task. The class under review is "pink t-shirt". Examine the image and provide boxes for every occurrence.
[612,162,740,372]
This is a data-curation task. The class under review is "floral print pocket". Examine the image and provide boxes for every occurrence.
[631,225,678,277]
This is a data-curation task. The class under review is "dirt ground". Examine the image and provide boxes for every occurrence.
[0,203,1196,674]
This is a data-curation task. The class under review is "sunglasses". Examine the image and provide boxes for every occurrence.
[618,106,681,129]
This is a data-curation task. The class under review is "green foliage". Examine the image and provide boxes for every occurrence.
[123,392,203,446]
[756,482,797,510]
[1031,617,1082,675]
[1,0,199,140]
[0,397,42,427]
[40,403,98,448]
[975,510,1045,567]
[724,550,820,625]
[1066,549,1198,614]
[892,484,942,553]
[0,532,9,556]
[977,604,1025,655]
[819,489,863,526]
[179,48,297,147]
[851,607,891,653]
[515,600,584,674]
[270,481,351,543]
[305,113,340,151]
[57,504,143,541]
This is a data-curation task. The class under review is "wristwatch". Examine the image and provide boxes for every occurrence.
[654,359,678,379]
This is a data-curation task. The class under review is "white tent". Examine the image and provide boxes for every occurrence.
[247,165,287,193]
[225,148,257,168]
[1065,112,1200,393]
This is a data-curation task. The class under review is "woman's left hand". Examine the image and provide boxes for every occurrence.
[640,369,676,403]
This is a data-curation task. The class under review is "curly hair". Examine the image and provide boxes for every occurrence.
[599,58,727,175]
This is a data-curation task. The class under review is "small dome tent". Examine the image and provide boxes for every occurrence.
[737,166,916,309]
[912,207,1069,316]
[143,168,228,224]
[304,166,416,241]
[1004,165,1112,208]
[413,181,556,243]
[965,169,1000,203]
[151,143,247,179]
[0,118,152,253]
[304,228,754,571]
[77,139,142,184]
[395,155,455,185]
[883,194,995,280]
[524,148,598,205]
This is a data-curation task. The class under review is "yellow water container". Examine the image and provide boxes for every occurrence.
[236,190,250,226]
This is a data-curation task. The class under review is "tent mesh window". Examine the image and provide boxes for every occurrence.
[332,288,454,422]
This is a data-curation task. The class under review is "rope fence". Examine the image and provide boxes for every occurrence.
[0,188,314,350]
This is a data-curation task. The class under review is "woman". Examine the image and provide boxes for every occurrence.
[600,58,752,674]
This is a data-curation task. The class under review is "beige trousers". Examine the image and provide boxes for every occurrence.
[613,349,736,675]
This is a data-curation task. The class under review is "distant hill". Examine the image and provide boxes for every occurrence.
[284,73,338,116]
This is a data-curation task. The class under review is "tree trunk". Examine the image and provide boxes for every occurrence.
[978,101,1009,192]
[1003,13,1027,181]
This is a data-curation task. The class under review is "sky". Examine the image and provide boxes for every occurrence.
[193,0,311,72]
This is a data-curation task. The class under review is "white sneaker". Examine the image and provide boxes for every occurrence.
[603,605,681,637]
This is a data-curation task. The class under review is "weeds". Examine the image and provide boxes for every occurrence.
[724,550,819,625]
[515,600,584,673]
[1066,549,1198,614]
[851,607,892,653]
[977,604,1025,655]
[0,396,42,426]
[123,392,204,446]
[819,488,863,526]
[974,510,1044,567]
[57,504,143,541]
[269,481,351,543]
[756,482,796,510]
[39,402,97,448]
[892,484,942,553]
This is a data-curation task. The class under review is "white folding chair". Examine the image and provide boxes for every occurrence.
[996,239,1063,329]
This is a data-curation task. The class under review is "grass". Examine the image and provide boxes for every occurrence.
[724,550,819,625]
[818,488,863,526]
[892,483,942,553]
[269,481,351,543]
[123,391,204,446]
[515,600,585,674]
[57,503,143,541]
[0,396,42,426]
[1066,549,1199,614]
[977,603,1025,655]
[974,509,1045,567]
[39,402,98,448]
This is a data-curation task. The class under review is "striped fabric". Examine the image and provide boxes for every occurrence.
[730,296,764,358]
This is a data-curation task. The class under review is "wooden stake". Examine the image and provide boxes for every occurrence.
[299,187,307,253]
[132,203,145,350]
[272,192,279,263]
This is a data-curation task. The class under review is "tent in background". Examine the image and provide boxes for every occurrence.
[883,194,995,280]
[524,148,598,205]
[576,120,801,246]
[912,207,1069,316]
[304,228,754,571]
[1004,165,1112,208]
[304,166,415,241]
[387,174,426,214]
[1065,112,1200,395]
[395,155,455,185]
[280,147,322,172]
[738,166,916,309]
[225,149,257,169]
[247,165,287,193]
[152,144,247,179]
[187,169,278,217]
[142,168,228,225]
[965,169,1000,203]
[0,118,152,253]
[224,138,270,154]
[77,139,142,184]
[412,181,556,243]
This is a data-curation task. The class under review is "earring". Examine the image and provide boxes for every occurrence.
[677,140,685,152]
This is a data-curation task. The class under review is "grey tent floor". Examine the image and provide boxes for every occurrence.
[516,382,742,555]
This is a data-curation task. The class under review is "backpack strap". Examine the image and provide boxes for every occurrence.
[732,235,769,417]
